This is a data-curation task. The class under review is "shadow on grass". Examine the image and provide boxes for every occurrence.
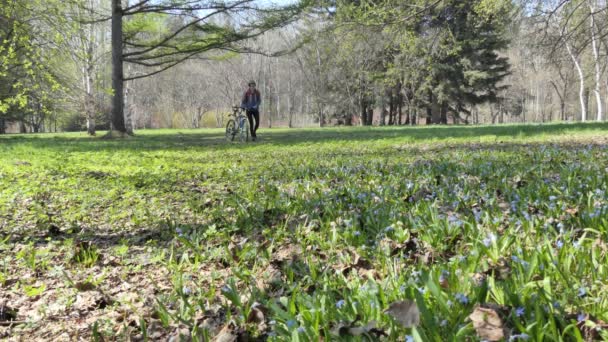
[2,132,606,248]
[1,122,607,153]
[4,222,178,250]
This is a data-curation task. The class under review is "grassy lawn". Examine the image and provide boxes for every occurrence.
[1,122,608,341]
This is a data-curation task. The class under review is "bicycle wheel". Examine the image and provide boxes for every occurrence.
[239,119,249,142]
[225,119,236,141]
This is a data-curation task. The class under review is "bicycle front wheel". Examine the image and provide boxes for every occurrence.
[225,119,236,141]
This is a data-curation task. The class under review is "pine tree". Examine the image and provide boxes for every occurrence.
[418,0,512,123]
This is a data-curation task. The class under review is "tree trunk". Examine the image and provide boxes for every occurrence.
[398,96,403,125]
[589,0,603,121]
[426,90,434,125]
[565,41,586,122]
[412,108,417,125]
[85,77,96,135]
[194,106,203,128]
[584,87,590,121]
[388,91,394,125]
[288,78,293,128]
[83,8,97,136]
[380,92,386,126]
[440,102,448,124]
[111,0,126,133]
[124,81,134,134]
[550,81,565,122]
[276,77,280,123]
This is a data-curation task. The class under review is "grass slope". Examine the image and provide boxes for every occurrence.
[1,123,608,341]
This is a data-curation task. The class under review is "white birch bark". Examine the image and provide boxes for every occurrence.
[589,0,603,121]
[565,40,587,122]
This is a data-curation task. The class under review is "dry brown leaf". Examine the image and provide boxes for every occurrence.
[213,325,237,342]
[347,321,377,336]
[74,281,96,291]
[246,302,266,326]
[0,305,17,321]
[73,291,110,311]
[384,300,420,328]
[469,306,504,341]
[168,327,191,342]
[565,207,579,216]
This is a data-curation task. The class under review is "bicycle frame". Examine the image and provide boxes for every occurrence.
[231,107,247,128]
[225,106,249,142]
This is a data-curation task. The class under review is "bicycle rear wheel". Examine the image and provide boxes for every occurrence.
[225,120,236,141]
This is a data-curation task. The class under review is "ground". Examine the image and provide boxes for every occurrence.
[1,123,607,341]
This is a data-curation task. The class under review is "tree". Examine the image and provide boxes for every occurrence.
[107,0,309,135]
[0,0,63,133]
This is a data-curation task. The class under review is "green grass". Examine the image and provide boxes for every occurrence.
[1,122,607,341]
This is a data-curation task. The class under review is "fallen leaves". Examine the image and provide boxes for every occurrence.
[384,300,420,328]
[73,291,112,312]
[330,320,382,337]
[468,306,505,341]
[0,305,17,322]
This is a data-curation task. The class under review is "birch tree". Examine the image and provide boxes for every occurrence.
[588,0,602,121]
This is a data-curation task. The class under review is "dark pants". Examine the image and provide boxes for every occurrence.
[246,109,259,137]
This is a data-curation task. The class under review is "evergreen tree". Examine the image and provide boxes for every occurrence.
[332,0,513,124]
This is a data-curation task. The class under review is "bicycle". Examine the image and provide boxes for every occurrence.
[225,106,249,142]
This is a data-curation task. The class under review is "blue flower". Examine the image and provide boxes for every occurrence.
[483,233,496,247]
[439,270,449,283]
[515,307,525,317]
[509,333,530,341]
[336,299,346,309]
[286,319,297,328]
[182,286,192,295]
[556,240,563,249]
[455,293,469,305]
[417,287,426,294]
[578,287,587,298]
[297,327,305,333]
[354,231,361,236]
[473,209,482,222]
[440,319,448,327]
[577,313,586,323]
[405,335,414,342]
